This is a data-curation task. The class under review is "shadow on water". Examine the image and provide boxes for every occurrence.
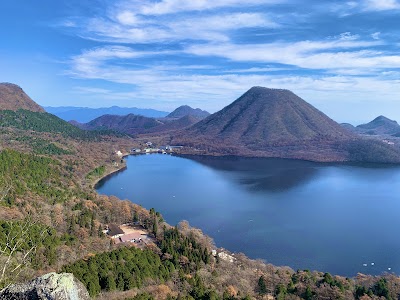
[239,167,320,192]
[185,155,322,192]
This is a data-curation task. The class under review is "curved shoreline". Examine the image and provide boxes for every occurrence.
[91,153,130,188]
[93,165,127,189]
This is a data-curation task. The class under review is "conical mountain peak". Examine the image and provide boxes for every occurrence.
[186,86,352,146]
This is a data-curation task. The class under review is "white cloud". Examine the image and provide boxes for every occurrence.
[62,20,77,27]
[73,86,112,94]
[337,32,360,41]
[84,18,172,43]
[371,32,381,40]
[329,2,359,17]
[176,12,278,31]
[68,46,179,79]
[222,67,292,73]
[363,0,400,11]
[130,0,284,16]
[115,11,141,25]
[82,10,278,43]
[185,37,390,70]
[330,0,399,16]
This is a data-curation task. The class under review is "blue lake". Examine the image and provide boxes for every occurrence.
[96,154,400,276]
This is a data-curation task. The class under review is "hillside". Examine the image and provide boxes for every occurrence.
[78,113,162,135]
[45,105,169,123]
[147,115,202,133]
[341,123,358,132]
[0,109,118,140]
[78,113,201,136]
[166,105,210,119]
[170,87,400,163]
[0,83,44,112]
[357,115,400,135]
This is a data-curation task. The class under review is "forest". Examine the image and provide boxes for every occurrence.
[0,109,119,140]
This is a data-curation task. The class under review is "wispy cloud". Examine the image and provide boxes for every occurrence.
[81,10,278,43]
[185,36,390,70]
[123,0,285,16]
[329,0,400,17]
[73,86,113,94]
[371,32,381,40]
[222,67,293,73]
[69,45,179,77]
[362,0,400,11]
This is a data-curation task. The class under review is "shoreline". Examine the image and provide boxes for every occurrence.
[91,153,130,189]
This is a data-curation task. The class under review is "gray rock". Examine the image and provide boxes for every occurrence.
[0,272,90,300]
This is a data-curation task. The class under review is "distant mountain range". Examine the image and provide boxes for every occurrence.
[0,83,44,112]
[44,106,169,123]
[166,105,210,119]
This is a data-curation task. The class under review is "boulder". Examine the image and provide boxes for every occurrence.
[0,272,90,300]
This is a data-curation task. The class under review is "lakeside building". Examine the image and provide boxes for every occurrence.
[107,224,124,239]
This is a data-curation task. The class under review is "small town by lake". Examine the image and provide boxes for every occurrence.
[96,154,400,277]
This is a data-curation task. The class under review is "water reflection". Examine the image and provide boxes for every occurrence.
[186,155,321,192]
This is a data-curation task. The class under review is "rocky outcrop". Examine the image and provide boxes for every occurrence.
[0,272,90,300]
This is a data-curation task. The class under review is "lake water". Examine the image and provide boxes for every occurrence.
[96,154,400,276]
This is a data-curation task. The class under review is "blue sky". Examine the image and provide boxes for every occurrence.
[1,0,400,124]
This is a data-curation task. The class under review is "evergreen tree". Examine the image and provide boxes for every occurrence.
[258,276,267,295]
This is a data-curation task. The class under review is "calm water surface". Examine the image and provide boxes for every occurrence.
[96,154,400,276]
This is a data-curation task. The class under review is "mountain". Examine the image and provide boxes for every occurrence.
[0,83,116,140]
[356,115,400,135]
[147,115,202,133]
[0,83,44,112]
[166,105,210,119]
[185,87,352,145]
[45,106,169,123]
[171,86,400,163]
[341,123,357,132]
[78,113,201,136]
[78,114,162,135]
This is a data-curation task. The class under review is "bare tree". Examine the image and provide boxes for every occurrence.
[0,178,11,203]
[0,182,47,289]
